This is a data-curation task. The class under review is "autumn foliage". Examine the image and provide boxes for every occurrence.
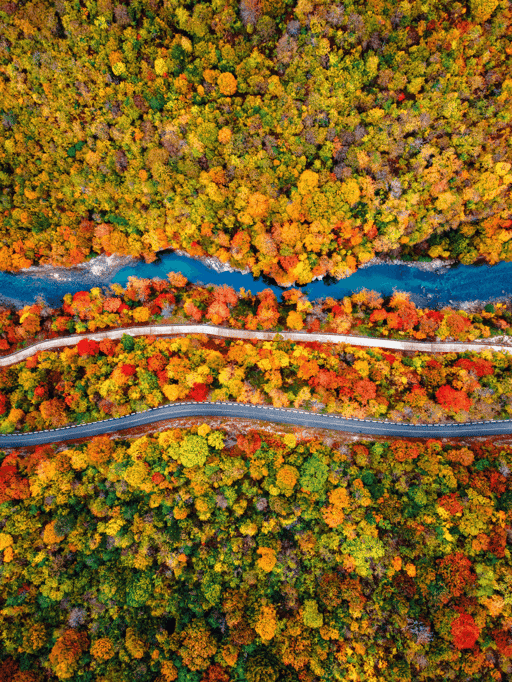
[0,0,510,283]
[451,613,480,650]
[48,629,89,679]
[0,324,510,435]
[0,431,511,679]
[76,338,100,357]
[0,279,509,362]
[435,384,473,412]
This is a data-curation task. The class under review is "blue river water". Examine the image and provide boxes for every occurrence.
[0,249,511,311]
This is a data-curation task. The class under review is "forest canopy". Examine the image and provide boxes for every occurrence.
[0,0,511,283]
[0,429,511,680]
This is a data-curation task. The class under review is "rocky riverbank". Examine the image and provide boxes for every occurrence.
[4,248,485,287]
[0,253,140,312]
[1,249,510,315]
[17,253,139,283]
[359,255,458,272]
[173,250,252,277]
[173,250,461,284]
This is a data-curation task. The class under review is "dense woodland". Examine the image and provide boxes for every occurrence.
[0,430,511,681]
[0,0,511,283]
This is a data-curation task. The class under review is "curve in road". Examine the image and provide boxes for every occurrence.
[2,323,512,368]
[1,324,511,446]
[0,402,511,447]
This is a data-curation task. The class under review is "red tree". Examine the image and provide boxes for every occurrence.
[493,628,512,658]
[390,440,420,462]
[338,367,358,399]
[0,658,19,680]
[386,312,403,329]
[489,471,507,496]
[445,313,472,339]
[153,292,176,310]
[451,613,480,650]
[120,364,137,376]
[398,304,419,330]
[310,369,339,390]
[64,291,101,319]
[237,430,262,456]
[454,358,493,378]
[353,379,377,405]
[99,338,118,356]
[148,353,167,372]
[436,384,472,412]
[21,445,54,476]
[488,525,508,558]
[405,384,427,407]
[279,255,299,272]
[76,338,99,356]
[427,310,443,323]
[156,370,168,386]
[437,492,464,515]
[34,385,47,400]
[201,663,230,682]
[437,552,476,600]
[25,352,41,369]
[187,383,209,402]
[369,308,387,323]
[103,297,122,312]
[0,464,31,503]
[40,398,68,427]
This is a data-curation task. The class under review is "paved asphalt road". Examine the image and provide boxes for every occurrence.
[0,402,511,447]
[1,325,511,447]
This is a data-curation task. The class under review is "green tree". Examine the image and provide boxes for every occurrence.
[121,333,135,352]
[126,572,153,609]
[299,454,329,493]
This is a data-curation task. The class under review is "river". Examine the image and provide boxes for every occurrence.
[1,249,511,311]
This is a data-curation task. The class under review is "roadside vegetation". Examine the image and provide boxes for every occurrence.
[1,319,512,434]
